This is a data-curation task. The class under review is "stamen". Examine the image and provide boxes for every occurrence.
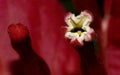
[77,31,82,35]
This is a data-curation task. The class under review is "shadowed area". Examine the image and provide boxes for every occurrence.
[8,23,50,75]
[75,42,107,75]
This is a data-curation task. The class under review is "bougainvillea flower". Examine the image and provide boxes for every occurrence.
[65,10,94,46]
[1,0,120,75]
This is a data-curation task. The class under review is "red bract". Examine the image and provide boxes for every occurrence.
[0,0,81,75]
[104,0,120,75]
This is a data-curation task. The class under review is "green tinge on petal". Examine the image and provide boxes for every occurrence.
[69,17,82,28]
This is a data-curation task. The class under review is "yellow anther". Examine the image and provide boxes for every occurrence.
[77,30,82,35]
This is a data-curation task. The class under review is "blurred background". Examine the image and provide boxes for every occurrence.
[0,0,120,75]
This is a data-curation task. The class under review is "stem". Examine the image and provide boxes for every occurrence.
[75,42,107,75]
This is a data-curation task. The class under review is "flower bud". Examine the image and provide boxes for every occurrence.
[8,23,29,43]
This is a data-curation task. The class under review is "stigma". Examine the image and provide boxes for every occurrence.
[64,10,94,46]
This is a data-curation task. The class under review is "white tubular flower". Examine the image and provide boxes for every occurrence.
[65,10,94,46]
